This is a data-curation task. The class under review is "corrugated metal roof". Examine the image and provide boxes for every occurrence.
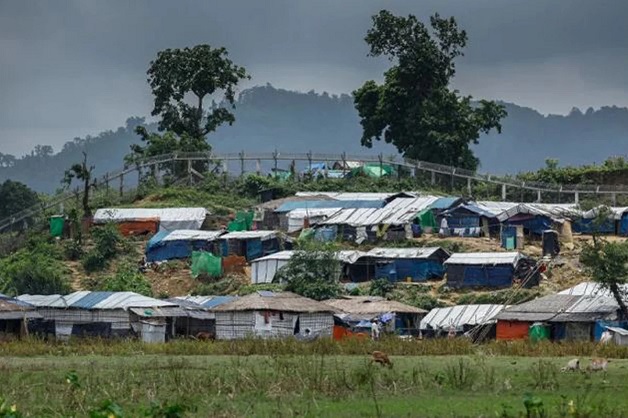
[495,293,619,322]
[322,196,439,226]
[19,292,176,310]
[365,247,448,260]
[161,230,224,242]
[71,291,116,309]
[93,208,208,223]
[250,250,367,265]
[17,294,66,307]
[420,304,505,330]
[220,231,277,240]
[286,208,342,219]
[295,192,408,201]
[275,200,384,212]
[444,252,522,266]
[558,281,628,297]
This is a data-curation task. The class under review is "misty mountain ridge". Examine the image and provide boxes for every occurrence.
[1,84,628,193]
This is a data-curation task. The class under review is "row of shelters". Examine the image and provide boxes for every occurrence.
[251,248,539,290]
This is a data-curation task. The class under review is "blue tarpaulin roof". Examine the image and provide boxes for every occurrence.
[201,296,237,309]
[71,292,116,309]
[430,197,462,210]
[275,200,385,213]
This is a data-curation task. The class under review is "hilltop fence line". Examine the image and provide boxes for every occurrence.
[1,151,627,232]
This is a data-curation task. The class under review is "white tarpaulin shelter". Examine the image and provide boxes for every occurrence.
[420,304,506,331]
[443,252,522,267]
[250,250,366,284]
[93,207,208,231]
[322,196,439,227]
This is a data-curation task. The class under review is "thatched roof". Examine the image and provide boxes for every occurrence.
[211,291,335,313]
[323,296,427,315]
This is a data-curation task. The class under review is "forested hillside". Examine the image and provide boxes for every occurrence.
[1,85,628,192]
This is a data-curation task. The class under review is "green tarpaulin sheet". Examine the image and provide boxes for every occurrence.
[191,251,222,278]
[228,211,254,231]
[49,216,64,237]
[298,228,315,242]
[529,324,550,342]
[350,163,394,178]
[417,209,437,229]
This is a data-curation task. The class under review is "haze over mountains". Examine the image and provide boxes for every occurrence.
[1,84,627,193]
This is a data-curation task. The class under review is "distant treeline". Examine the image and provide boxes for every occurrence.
[2,84,628,192]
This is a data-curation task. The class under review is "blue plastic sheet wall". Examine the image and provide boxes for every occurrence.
[462,266,514,288]
[246,239,263,261]
[510,216,553,235]
[448,215,480,228]
[375,260,445,282]
[573,218,615,234]
[620,216,628,236]
[594,320,628,340]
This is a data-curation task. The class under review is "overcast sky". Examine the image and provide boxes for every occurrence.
[2,0,628,155]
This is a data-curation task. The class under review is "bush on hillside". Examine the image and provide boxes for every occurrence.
[0,240,70,295]
[97,265,152,296]
[282,243,343,301]
[369,278,394,297]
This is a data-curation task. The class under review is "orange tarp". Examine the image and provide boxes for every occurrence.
[117,219,160,236]
[222,255,247,275]
[496,320,530,340]
[333,325,368,341]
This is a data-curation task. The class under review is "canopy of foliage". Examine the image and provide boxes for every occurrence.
[353,10,506,170]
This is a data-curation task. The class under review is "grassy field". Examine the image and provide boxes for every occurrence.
[1,350,627,417]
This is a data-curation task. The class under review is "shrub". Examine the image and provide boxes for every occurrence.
[0,247,71,296]
[283,243,343,301]
[98,265,152,296]
[369,278,394,297]
[92,223,122,258]
[63,239,84,261]
[82,250,108,273]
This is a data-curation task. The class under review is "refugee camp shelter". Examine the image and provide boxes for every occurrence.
[321,196,439,243]
[93,207,209,236]
[146,230,224,262]
[249,250,366,284]
[440,203,499,237]
[324,296,426,336]
[604,326,628,345]
[211,291,334,340]
[444,252,538,289]
[363,247,450,282]
[254,195,336,230]
[168,296,236,337]
[0,294,41,339]
[496,203,574,241]
[420,304,505,338]
[578,206,628,235]
[495,293,620,341]
[218,230,280,261]
[18,291,184,342]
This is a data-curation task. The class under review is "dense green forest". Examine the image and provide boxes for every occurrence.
[1,85,628,192]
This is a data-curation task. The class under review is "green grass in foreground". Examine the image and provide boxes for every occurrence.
[1,353,627,417]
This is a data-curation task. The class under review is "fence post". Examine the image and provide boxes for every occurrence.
[119,173,124,197]
[341,152,347,177]
[574,191,579,204]
[256,159,261,175]
[537,189,542,203]
[239,151,245,177]
[307,151,313,173]
[467,177,472,195]
[612,192,617,206]
[273,149,279,174]
[431,171,436,185]
[501,184,507,201]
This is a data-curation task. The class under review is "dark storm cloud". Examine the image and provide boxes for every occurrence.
[1,0,628,154]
